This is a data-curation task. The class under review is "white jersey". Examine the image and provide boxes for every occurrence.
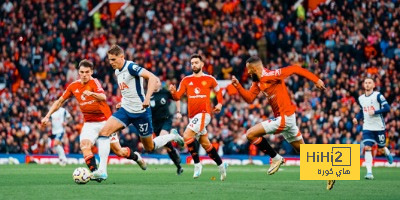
[115,60,146,113]
[358,91,388,131]
[50,107,71,134]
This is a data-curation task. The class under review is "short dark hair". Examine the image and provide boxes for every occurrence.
[364,77,375,82]
[246,56,262,64]
[107,45,124,56]
[190,54,203,62]
[78,59,94,70]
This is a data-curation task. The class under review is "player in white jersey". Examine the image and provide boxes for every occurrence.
[353,78,393,180]
[49,107,71,166]
[93,45,184,179]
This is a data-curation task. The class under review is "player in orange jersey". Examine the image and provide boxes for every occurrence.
[232,56,335,190]
[169,54,228,181]
[41,59,146,182]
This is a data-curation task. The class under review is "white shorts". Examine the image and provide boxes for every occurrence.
[261,114,302,143]
[187,113,211,136]
[80,121,118,144]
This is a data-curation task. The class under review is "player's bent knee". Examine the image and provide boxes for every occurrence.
[245,130,256,141]
[80,140,92,150]
[54,140,61,146]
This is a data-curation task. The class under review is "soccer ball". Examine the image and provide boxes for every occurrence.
[72,167,91,184]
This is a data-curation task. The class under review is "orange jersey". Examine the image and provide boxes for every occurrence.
[171,74,223,118]
[61,79,111,122]
[237,65,319,117]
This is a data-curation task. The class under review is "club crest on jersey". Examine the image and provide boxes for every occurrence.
[194,87,201,94]
[118,82,129,90]
[201,81,207,86]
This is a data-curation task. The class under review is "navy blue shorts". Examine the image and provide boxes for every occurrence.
[50,131,65,141]
[111,107,154,137]
[362,130,386,148]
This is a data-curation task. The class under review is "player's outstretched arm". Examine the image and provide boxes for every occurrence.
[140,69,160,108]
[263,65,325,90]
[231,75,260,104]
[169,79,186,101]
[41,97,66,126]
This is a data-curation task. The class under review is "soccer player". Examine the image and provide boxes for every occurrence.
[169,54,228,181]
[95,45,184,179]
[150,87,184,175]
[353,77,393,180]
[42,59,145,182]
[231,56,334,189]
[48,106,71,166]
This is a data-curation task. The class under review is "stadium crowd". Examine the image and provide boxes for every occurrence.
[0,0,399,158]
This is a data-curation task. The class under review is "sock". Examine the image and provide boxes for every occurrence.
[55,145,67,161]
[365,150,373,174]
[124,147,138,161]
[272,154,283,161]
[383,147,390,156]
[166,143,181,168]
[84,153,97,172]
[153,134,175,150]
[186,138,200,164]
[252,137,278,158]
[97,136,110,173]
[205,146,222,166]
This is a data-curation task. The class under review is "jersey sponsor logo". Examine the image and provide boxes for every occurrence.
[275,69,281,76]
[363,106,375,112]
[79,100,95,106]
[194,87,201,94]
[189,82,194,86]
[118,82,129,90]
[264,69,282,77]
[188,94,207,99]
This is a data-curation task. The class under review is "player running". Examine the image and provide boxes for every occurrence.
[95,45,184,179]
[42,59,145,182]
[353,77,393,180]
[231,56,334,189]
[47,106,71,166]
[150,87,184,175]
[169,54,228,181]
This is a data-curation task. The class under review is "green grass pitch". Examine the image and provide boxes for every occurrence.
[0,164,399,200]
